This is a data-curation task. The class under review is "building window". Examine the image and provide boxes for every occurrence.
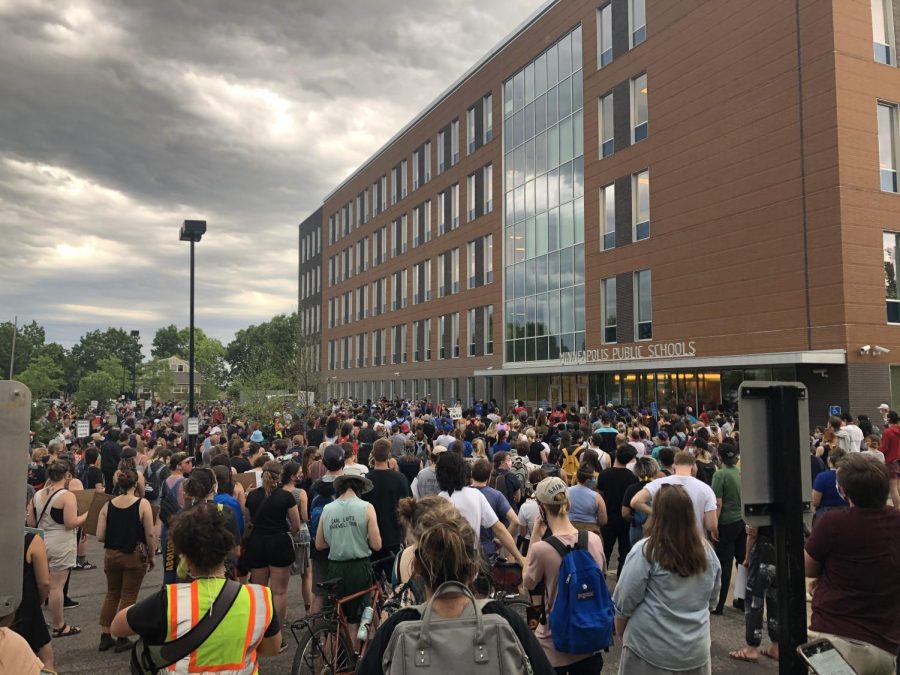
[602,277,617,343]
[391,165,400,204]
[485,234,494,283]
[439,315,447,359]
[467,107,476,154]
[878,102,898,192]
[630,0,646,47]
[412,150,420,191]
[484,93,493,142]
[357,286,367,320]
[484,164,493,213]
[452,312,460,358]
[468,308,477,356]
[467,174,476,221]
[451,119,460,165]
[635,269,652,340]
[601,183,615,250]
[884,232,900,322]
[632,74,648,143]
[393,216,408,257]
[437,130,446,173]
[452,183,459,228]
[424,141,431,183]
[873,0,895,64]
[633,169,650,241]
[599,92,614,157]
[597,4,613,67]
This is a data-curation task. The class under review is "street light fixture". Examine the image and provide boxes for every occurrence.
[180,219,206,460]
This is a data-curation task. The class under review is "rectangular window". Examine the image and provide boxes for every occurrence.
[451,119,460,165]
[391,165,400,204]
[467,107,476,154]
[485,234,494,284]
[885,232,900,322]
[357,333,367,368]
[424,141,431,183]
[635,269,652,340]
[380,175,387,212]
[467,174,476,221]
[393,216,408,256]
[452,183,459,227]
[438,253,446,298]
[437,130,446,173]
[873,0,894,64]
[632,74,648,143]
[468,308,477,356]
[467,241,476,289]
[439,315,447,359]
[601,183,616,250]
[424,318,432,361]
[630,0,646,47]
[400,160,408,198]
[452,248,460,294]
[485,304,494,354]
[484,93,493,142]
[438,190,447,235]
[602,277,617,343]
[599,92,614,157]
[357,286,367,321]
[633,169,650,241]
[484,164,493,213]
[452,312,460,358]
[412,149,420,190]
[878,102,898,192]
[597,4,613,67]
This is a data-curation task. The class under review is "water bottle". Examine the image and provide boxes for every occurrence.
[357,606,374,642]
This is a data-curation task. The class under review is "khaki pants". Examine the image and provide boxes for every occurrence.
[809,632,897,675]
[100,549,147,629]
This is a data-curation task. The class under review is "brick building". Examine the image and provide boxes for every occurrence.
[299,0,900,425]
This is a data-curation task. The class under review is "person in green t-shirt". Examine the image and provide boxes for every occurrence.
[711,442,744,614]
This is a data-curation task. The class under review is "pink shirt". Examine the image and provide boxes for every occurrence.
[523,530,606,667]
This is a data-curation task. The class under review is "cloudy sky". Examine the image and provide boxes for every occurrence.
[0,0,537,350]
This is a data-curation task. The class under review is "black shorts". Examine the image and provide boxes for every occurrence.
[242,532,294,569]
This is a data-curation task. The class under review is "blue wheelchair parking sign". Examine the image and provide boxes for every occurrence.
[829,405,841,417]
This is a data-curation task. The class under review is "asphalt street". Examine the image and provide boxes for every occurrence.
[49,539,777,674]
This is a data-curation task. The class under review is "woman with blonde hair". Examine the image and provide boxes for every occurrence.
[614,484,721,673]
[471,437,488,460]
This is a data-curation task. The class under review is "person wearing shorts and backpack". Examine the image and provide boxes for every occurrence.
[356,503,553,675]
[523,477,609,674]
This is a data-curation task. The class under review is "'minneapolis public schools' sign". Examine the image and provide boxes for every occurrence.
[560,340,697,365]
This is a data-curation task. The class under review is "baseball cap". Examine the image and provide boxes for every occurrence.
[323,444,345,471]
[432,444,448,455]
[210,426,222,435]
[535,477,568,505]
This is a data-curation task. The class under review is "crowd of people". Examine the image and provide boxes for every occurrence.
[2,396,898,674]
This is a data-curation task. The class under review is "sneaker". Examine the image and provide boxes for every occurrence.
[113,637,132,653]
[98,634,116,652]
[732,598,745,611]
[75,560,97,570]
[63,598,79,609]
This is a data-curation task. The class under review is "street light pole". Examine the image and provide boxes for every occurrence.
[130,330,140,401]
[180,220,206,462]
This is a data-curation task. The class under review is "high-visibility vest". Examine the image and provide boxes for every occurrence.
[164,579,273,674]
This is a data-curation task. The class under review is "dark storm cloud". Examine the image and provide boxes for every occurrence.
[0,0,538,346]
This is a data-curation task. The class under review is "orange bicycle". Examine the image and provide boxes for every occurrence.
[290,559,402,674]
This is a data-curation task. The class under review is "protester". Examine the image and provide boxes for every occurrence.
[877,410,900,508]
[111,503,282,668]
[13,531,53,671]
[710,443,744,614]
[363,438,412,566]
[597,445,639,575]
[621,456,662,545]
[356,503,553,675]
[805,454,900,674]
[614,484,721,673]
[95,467,155,653]
[567,464,607,534]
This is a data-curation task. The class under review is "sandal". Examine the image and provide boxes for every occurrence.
[52,624,81,638]
[729,648,758,663]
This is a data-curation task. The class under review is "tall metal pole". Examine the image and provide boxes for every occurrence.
[8,315,16,378]
[188,239,196,458]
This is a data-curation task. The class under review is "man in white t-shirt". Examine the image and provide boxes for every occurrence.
[435,451,525,566]
[841,413,864,452]
[631,451,718,541]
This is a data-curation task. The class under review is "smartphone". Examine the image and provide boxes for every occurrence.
[797,639,857,674]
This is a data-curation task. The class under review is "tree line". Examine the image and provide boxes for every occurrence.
[0,313,317,408]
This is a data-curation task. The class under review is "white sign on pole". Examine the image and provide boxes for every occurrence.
[76,420,90,438]
[449,406,463,420]
[187,417,200,436]
[144,399,152,411]
[89,400,98,411]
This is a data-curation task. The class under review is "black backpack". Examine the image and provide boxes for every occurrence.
[144,459,165,502]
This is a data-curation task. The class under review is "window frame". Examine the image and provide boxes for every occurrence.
[629,0,647,48]
[631,73,648,144]
[873,0,895,65]
[633,169,650,242]
[597,3,613,68]
[634,268,652,341]
[878,101,899,193]
[600,183,616,251]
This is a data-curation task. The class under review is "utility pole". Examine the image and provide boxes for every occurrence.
[8,316,16,379]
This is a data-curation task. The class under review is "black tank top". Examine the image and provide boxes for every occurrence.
[104,499,145,553]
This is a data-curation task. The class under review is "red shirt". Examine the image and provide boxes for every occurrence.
[879,424,900,464]
[806,506,900,654]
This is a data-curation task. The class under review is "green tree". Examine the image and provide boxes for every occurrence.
[0,320,45,378]
[176,328,226,395]
[75,370,119,409]
[138,358,176,398]
[36,342,79,393]
[71,328,142,376]
[151,324,185,359]
[226,313,297,390]
[18,354,64,400]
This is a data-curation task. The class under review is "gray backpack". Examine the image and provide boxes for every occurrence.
[382,581,533,675]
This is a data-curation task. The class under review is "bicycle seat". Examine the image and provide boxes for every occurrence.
[316,577,342,592]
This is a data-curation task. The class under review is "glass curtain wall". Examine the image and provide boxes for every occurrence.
[503,25,585,363]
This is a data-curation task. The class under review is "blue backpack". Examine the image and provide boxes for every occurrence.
[544,531,614,654]
[307,493,334,543]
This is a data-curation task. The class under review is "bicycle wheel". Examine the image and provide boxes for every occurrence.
[291,618,355,675]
